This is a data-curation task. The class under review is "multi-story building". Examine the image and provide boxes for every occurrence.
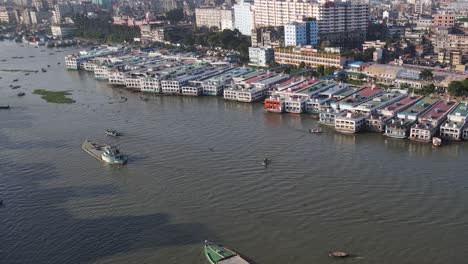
[248,47,274,67]
[251,26,283,48]
[316,1,369,46]
[140,25,166,43]
[433,13,455,27]
[195,6,234,31]
[284,19,318,47]
[253,0,317,28]
[438,49,462,66]
[234,0,253,36]
[274,47,354,68]
[432,27,468,54]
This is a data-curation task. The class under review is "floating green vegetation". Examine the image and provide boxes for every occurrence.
[33,89,75,104]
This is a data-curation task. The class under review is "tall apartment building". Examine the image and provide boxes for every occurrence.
[317,1,369,46]
[253,0,317,27]
[284,19,318,47]
[195,6,234,31]
[253,0,369,47]
[433,14,455,27]
[234,0,253,36]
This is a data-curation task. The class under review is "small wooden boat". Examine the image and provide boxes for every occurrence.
[41,68,47,73]
[432,137,442,147]
[204,240,250,264]
[262,158,271,167]
[308,128,323,134]
[140,96,149,101]
[17,92,26,97]
[0,105,10,109]
[328,251,349,258]
[105,129,121,137]
[13,79,18,82]
[12,85,21,89]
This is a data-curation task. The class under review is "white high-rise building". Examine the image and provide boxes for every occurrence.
[234,0,253,36]
[284,20,318,47]
[253,0,369,46]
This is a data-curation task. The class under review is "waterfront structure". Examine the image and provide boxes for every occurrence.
[284,20,318,47]
[367,95,422,132]
[319,86,362,125]
[330,86,384,111]
[335,111,367,133]
[439,102,468,141]
[233,0,253,36]
[248,47,274,67]
[225,72,289,102]
[410,100,457,142]
[202,68,254,96]
[305,82,349,114]
[274,47,353,68]
[333,91,404,134]
[385,97,439,139]
[195,6,234,31]
[264,79,327,113]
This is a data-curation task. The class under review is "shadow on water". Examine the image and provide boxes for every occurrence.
[0,159,212,264]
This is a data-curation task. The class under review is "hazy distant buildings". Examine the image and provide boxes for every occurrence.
[195,6,234,31]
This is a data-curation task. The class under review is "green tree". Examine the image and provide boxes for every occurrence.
[447,79,468,96]
[419,69,434,81]
[165,9,184,22]
[298,61,306,69]
[400,83,410,89]
[316,65,325,76]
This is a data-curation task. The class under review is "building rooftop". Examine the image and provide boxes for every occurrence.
[399,96,439,117]
[420,100,457,121]
[380,95,422,116]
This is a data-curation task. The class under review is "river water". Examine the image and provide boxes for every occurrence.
[1,41,468,264]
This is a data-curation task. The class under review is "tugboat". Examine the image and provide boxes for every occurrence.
[308,128,323,134]
[101,146,127,164]
[17,92,26,97]
[204,240,250,264]
[432,137,442,147]
[82,140,127,165]
[105,129,121,137]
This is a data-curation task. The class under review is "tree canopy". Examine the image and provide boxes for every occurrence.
[419,69,434,81]
[448,78,468,97]
[165,9,184,22]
